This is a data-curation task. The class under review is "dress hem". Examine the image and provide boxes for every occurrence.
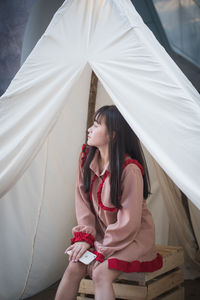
[108,253,163,273]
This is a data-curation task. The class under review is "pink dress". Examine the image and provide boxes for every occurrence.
[70,144,163,273]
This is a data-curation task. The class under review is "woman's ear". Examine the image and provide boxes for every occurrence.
[113,131,116,140]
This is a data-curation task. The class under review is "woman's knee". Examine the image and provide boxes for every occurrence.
[92,266,112,286]
[92,262,121,287]
[63,262,86,281]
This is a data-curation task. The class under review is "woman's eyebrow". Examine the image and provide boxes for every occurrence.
[94,118,100,124]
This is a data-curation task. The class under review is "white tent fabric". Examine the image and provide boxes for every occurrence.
[0,0,200,298]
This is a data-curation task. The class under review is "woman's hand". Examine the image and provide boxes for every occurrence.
[65,241,90,262]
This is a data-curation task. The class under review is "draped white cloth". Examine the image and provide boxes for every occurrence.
[0,0,200,298]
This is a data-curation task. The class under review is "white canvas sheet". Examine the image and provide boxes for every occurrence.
[0,0,199,298]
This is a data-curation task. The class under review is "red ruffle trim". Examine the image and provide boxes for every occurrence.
[90,171,118,212]
[71,232,95,247]
[108,253,163,273]
[123,157,144,176]
[81,144,88,168]
[97,171,118,212]
[90,250,105,263]
[89,154,144,212]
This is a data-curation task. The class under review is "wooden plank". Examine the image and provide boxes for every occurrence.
[147,269,184,299]
[79,279,94,294]
[145,248,184,281]
[78,278,147,300]
[158,287,184,300]
[119,272,146,283]
[156,246,183,256]
[77,287,184,300]
[113,282,147,300]
[78,284,184,300]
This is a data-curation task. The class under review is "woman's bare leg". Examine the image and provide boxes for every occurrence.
[55,261,87,300]
[92,260,121,300]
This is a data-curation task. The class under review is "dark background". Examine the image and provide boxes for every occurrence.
[0,0,34,95]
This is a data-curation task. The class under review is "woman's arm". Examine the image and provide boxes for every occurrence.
[71,152,96,247]
[94,164,144,259]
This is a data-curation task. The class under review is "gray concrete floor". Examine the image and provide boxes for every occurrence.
[26,278,200,300]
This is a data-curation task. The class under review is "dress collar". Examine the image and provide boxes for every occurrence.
[89,148,110,177]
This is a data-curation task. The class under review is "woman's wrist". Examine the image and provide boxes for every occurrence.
[71,231,95,247]
[91,250,105,262]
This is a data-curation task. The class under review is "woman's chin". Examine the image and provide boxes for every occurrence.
[87,139,97,147]
[87,139,92,146]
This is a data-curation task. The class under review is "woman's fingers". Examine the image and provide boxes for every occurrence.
[71,245,82,262]
[64,245,73,253]
[74,247,87,262]
[65,242,91,262]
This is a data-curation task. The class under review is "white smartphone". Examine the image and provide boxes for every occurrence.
[66,250,97,265]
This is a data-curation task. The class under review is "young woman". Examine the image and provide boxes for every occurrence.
[55,105,162,300]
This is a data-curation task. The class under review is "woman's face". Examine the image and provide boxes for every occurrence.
[87,115,110,148]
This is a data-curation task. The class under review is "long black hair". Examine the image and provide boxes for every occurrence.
[83,105,151,208]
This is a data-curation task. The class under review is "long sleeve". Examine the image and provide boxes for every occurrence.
[94,164,144,258]
[71,152,96,247]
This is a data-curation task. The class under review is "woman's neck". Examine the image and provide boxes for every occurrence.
[98,145,109,172]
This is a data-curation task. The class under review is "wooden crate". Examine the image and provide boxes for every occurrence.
[78,245,184,300]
